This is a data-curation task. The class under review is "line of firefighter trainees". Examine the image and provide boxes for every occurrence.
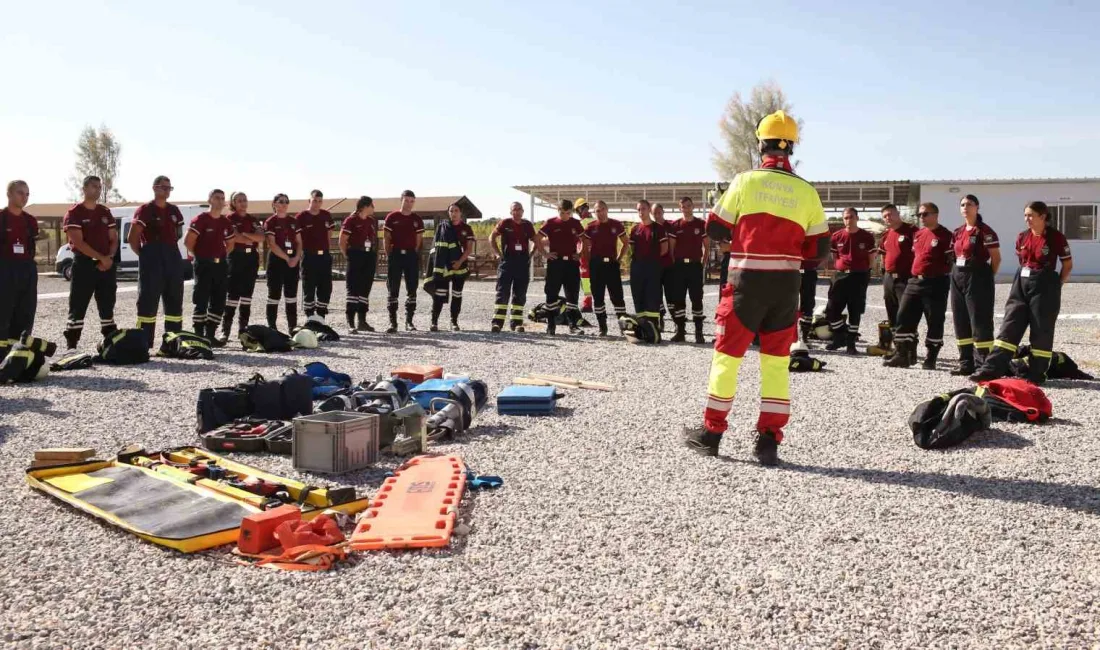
[0,110,1077,466]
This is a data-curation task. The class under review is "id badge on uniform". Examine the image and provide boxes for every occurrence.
[1020,267,1031,277]
[956,256,967,267]
[12,243,24,255]
[365,243,372,251]
[514,244,522,251]
[244,247,253,253]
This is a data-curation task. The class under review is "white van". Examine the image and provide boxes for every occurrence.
[55,204,209,281]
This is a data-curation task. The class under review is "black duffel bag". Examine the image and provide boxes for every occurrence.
[249,371,314,421]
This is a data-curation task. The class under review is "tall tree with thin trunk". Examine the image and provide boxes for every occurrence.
[711,80,803,180]
[69,125,124,202]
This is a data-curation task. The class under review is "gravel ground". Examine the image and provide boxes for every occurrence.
[2,276,1100,649]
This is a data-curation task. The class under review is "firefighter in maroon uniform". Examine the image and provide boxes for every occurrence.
[824,208,876,354]
[581,199,628,336]
[264,194,303,331]
[885,203,953,369]
[490,202,537,333]
[537,199,587,335]
[221,192,263,341]
[652,204,677,332]
[871,203,916,355]
[683,111,829,466]
[970,201,1073,384]
[62,175,118,349]
[339,196,378,333]
[669,196,709,343]
[798,258,818,343]
[384,190,425,333]
[0,180,42,360]
[628,200,668,329]
[950,194,1001,375]
[296,189,335,320]
[184,189,232,347]
[129,175,185,349]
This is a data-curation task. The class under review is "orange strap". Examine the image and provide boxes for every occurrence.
[254,544,347,572]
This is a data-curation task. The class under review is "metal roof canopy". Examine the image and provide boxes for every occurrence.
[514,180,917,214]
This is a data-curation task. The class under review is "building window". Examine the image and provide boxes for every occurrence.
[1049,204,1097,240]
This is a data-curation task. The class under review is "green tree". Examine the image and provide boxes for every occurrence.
[69,124,125,202]
[711,80,803,180]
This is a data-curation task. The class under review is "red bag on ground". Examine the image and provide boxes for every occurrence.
[273,515,344,550]
[977,378,1052,422]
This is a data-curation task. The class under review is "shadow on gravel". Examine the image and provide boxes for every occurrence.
[961,427,1034,450]
[0,397,69,418]
[46,374,151,393]
[458,422,519,442]
[215,353,305,368]
[0,425,12,446]
[1044,379,1100,391]
[783,462,1100,515]
[143,361,222,374]
[1048,417,1083,427]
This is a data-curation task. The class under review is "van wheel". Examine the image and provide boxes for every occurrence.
[61,261,73,282]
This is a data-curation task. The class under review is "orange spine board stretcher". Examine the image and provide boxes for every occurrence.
[350,455,466,551]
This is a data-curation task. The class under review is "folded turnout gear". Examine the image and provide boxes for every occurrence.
[50,352,97,372]
[98,328,150,365]
[239,325,294,353]
[975,378,1052,423]
[909,388,992,450]
[159,331,215,360]
[527,299,592,327]
[789,348,826,372]
[295,317,340,342]
[619,314,661,344]
[0,334,57,383]
[1012,346,1094,381]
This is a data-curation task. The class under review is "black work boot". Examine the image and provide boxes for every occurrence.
[207,323,226,348]
[285,307,298,332]
[951,347,976,376]
[753,430,780,466]
[451,320,461,332]
[799,320,812,343]
[63,330,80,351]
[386,306,398,334]
[346,308,358,333]
[596,314,608,337]
[922,345,941,370]
[670,318,687,343]
[546,319,557,336]
[221,306,236,340]
[683,426,721,457]
[238,305,251,334]
[884,340,916,368]
[430,302,443,332]
[266,304,278,329]
[845,331,859,355]
[405,304,418,331]
[694,319,706,344]
[357,306,374,332]
[825,327,847,351]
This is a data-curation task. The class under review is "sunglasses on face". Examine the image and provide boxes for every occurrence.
[156,185,173,191]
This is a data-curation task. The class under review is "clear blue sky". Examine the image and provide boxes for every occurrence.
[3,0,1098,219]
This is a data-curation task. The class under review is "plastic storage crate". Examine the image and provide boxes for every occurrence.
[292,411,379,474]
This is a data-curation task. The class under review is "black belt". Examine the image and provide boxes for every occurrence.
[197,257,226,264]
[305,249,330,256]
[915,274,945,280]
[392,249,415,255]
[885,272,911,280]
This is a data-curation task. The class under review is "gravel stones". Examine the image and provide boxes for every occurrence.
[1,278,1100,648]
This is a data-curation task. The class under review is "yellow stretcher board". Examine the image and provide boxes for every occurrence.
[26,450,371,553]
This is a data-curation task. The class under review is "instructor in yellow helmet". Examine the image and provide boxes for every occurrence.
[683,111,829,466]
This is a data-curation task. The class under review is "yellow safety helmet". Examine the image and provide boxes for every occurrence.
[573,198,590,212]
[756,110,799,149]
